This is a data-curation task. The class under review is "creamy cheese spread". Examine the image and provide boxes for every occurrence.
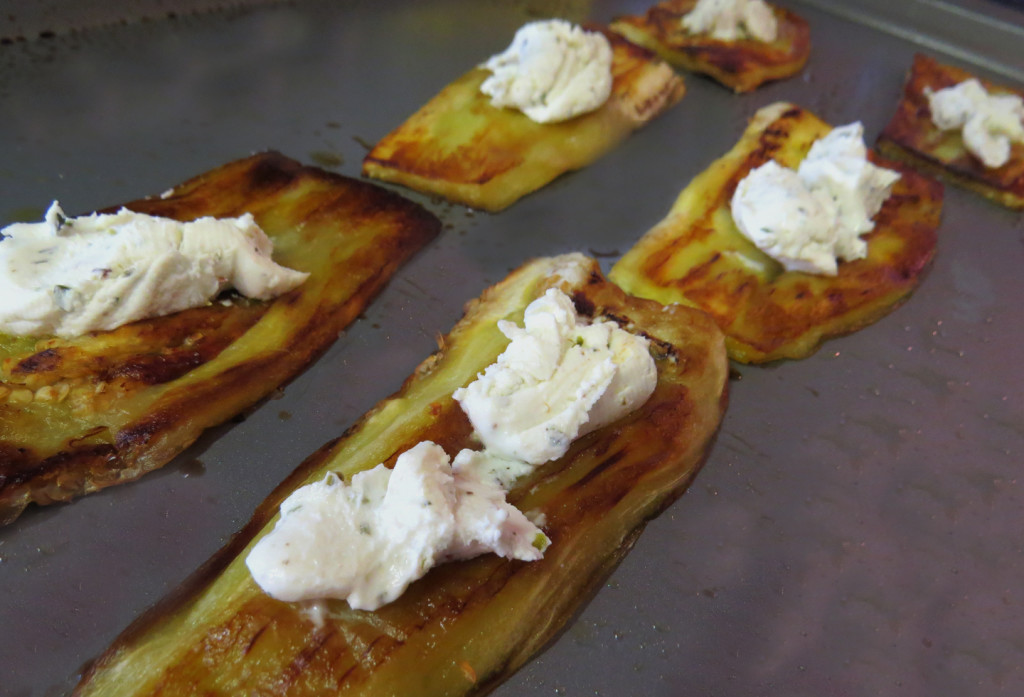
[248,274,658,612]
[479,19,613,124]
[245,442,548,611]
[926,79,1024,169]
[0,202,308,338]
[453,288,657,465]
[682,0,778,43]
[730,123,900,276]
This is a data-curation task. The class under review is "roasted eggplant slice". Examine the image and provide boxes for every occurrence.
[878,53,1024,210]
[362,28,685,212]
[73,253,728,697]
[610,0,810,93]
[0,152,440,524]
[610,102,943,363]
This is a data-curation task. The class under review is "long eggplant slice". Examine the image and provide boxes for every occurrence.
[0,151,440,524]
[73,253,728,697]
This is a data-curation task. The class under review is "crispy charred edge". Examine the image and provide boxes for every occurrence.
[78,255,728,695]
[610,0,810,92]
[0,443,117,525]
[110,151,305,216]
[1,152,441,523]
[128,151,446,231]
[877,55,1024,210]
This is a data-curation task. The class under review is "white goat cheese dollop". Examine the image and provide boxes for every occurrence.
[730,123,900,276]
[0,202,308,338]
[682,0,778,43]
[926,79,1024,169]
[480,19,613,124]
[246,442,548,611]
[453,288,657,465]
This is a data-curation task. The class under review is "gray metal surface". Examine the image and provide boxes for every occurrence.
[1,1,1022,695]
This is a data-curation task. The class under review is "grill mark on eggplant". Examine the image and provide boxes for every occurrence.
[11,348,62,375]
[570,448,628,492]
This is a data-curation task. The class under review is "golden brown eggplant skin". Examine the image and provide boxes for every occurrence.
[610,102,943,364]
[73,254,728,697]
[878,53,1024,210]
[0,152,440,524]
[362,28,685,212]
[610,0,810,93]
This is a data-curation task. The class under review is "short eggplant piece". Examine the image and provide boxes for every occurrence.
[362,28,685,212]
[611,102,943,363]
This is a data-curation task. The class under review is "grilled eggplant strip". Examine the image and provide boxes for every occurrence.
[0,151,441,524]
[610,102,943,363]
[73,253,729,697]
[362,28,685,212]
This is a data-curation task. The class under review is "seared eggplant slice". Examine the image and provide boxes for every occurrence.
[878,53,1024,210]
[73,253,728,697]
[610,0,810,93]
[362,28,685,212]
[0,151,440,524]
[610,102,943,363]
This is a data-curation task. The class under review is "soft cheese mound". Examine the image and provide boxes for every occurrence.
[480,19,613,124]
[245,442,548,611]
[682,0,778,43]
[0,202,308,338]
[730,123,900,275]
[453,288,657,465]
[926,79,1024,169]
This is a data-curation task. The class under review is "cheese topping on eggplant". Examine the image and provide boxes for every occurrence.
[480,19,613,124]
[453,288,657,465]
[0,201,308,338]
[730,123,900,275]
[925,79,1024,169]
[247,283,656,611]
[246,442,547,611]
[682,0,778,43]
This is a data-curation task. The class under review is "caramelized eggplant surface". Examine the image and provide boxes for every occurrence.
[610,102,943,363]
[73,253,728,697]
[878,53,1024,210]
[362,29,685,212]
[0,152,440,524]
[610,0,810,93]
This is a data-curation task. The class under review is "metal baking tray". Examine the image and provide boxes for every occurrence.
[2,1,1022,694]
